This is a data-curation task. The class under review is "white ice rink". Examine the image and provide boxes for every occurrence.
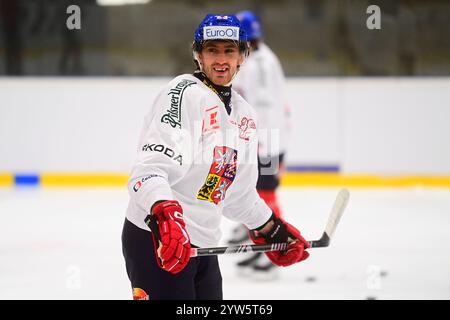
[1,186,449,300]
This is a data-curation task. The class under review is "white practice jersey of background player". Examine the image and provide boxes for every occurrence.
[233,43,291,158]
[126,74,272,248]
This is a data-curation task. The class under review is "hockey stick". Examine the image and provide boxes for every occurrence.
[190,188,349,257]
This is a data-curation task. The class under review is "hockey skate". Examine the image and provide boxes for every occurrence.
[236,252,279,280]
[251,257,279,281]
[227,224,249,245]
[236,252,262,277]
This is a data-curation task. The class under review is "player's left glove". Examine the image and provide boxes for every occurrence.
[250,214,310,267]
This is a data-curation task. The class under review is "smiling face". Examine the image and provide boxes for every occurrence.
[197,40,244,86]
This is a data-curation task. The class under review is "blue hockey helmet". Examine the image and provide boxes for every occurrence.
[235,10,263,41]
[193,14,248,53]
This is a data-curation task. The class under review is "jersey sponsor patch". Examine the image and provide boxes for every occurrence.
[160,79,196,129]
[142,143,183,165]
[197,146,237,204]
[132,287,149,300]
[133,174,163,192]
[133,181,142,192]
[202,106,220,133]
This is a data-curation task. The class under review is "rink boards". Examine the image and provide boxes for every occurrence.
[1,172,450,188]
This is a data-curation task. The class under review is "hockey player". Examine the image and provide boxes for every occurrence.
[229,10,292,279]
[121,14,309,300]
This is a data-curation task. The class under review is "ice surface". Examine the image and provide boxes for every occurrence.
[0,187,449,299]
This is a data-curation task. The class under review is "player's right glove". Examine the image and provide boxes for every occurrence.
[145,200,191,274]
[250,215,310,267]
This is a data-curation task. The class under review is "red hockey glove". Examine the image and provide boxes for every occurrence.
[250,215,310,267]
[145,200,191,274]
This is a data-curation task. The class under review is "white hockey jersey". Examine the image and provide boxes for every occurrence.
[126,74,272,248]
[233,43,291,157]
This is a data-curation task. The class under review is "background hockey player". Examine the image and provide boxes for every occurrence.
[228,10,292,279]
[121,14,309,300]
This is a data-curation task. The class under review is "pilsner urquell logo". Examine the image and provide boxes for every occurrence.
[161,79,196,128]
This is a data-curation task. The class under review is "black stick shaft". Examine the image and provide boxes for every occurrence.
[190,233,329,257]
[176,188,347,258]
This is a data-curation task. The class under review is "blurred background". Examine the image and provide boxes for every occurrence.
[0,0,449,300]
[1,0,449,76]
